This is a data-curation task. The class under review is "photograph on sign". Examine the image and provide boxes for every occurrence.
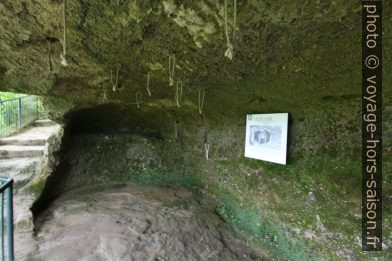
[245,113,288,165]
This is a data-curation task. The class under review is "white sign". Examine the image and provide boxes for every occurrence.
[245,113,289,165]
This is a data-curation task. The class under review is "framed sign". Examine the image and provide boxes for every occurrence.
[245,113,289,165]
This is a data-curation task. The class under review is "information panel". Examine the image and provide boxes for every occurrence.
[245,113,288,165]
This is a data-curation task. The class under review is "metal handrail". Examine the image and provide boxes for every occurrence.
[0,96,41,137]
[0,177,14,261]
[0,96,28,104]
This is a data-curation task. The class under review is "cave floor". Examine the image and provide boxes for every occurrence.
[20,183,264,261]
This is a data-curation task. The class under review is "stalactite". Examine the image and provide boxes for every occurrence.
[111,67,119,92]
[175,80,183,108]
[224,0,237,60]
[146,71,152,96]
[136,92,142,109]
[168,54,176,86]
[174,121,179,139]
[60,0,68,66]
[48,41,53,72]
[205,143,210,160]
[102,84,107,101]
[198,90,205,115]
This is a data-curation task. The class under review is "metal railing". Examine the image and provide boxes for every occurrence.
[0,96,41,137]
[0,177,14,261]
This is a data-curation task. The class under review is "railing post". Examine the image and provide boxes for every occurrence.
[17,98,22,131]
[0,183,4,261]
[6,181,13,261]
[1,95,41,137]
[36,96,39,120]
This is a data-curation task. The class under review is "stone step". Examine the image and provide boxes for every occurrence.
[0,157,41,173]
[0,138,46,146]
[0,158,41,188]
[34,119,56,127]
[0,146,45,159]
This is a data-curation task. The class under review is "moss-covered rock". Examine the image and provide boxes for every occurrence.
[1,1,391,260]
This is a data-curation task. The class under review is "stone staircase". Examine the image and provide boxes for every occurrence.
[0,119,62,232]
[0,158,40,190]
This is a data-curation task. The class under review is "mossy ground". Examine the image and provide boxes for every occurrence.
[202,155,387,260]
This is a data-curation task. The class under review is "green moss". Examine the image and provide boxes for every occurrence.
[116,169,204,195]
[215,193,315,261]
[200,151,391,260]
[29,177,46,197]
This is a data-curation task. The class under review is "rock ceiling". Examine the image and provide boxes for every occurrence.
[0,0,390,121]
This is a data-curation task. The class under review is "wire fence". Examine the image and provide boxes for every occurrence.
[0,96,42,137]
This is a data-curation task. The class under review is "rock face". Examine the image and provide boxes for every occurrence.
[0,1,391,260]
[34,128,391,260]
[28,183,264,261]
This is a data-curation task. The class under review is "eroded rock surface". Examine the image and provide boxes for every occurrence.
[27,183,264,261]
